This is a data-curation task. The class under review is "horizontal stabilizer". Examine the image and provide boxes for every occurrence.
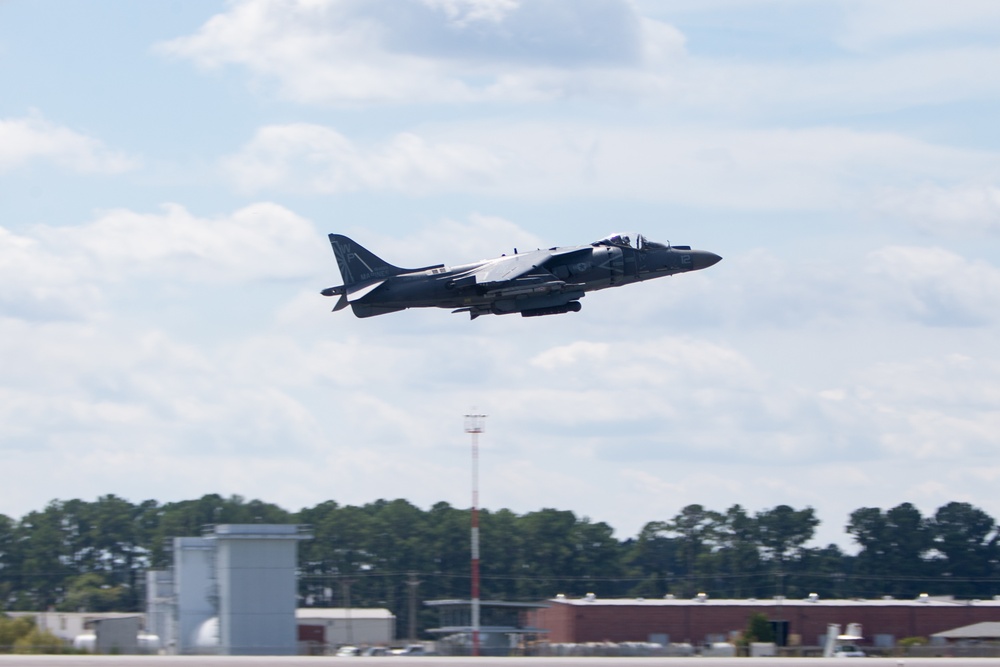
[346,280,385,301]
[321,280,386,311]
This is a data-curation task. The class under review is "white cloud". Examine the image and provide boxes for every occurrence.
[682,244,1000,339]
[423,0,519,27]
[222,121,1000,213]
[355,213,547,267]
[874,183,1000,234]
[36,202,326,285]
[530,337,757,388]
[688,46,1000,118]
[700,250,862,328]
[0,113,136,173]
[157,0,682,105]
[0,318,335,511]
[853,354,1000,460]
[157,0,1000,121]
[838,0,1000,51]
[0,227,103,320]
[1,202,328,328]
[865,246,1000,325]
[222,124,503,194]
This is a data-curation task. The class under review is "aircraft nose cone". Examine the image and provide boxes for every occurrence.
[691,251,722,270]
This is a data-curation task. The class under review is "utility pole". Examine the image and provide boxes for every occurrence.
[340,577,355,646]
[406,571,422,643]
[464,412,486,657]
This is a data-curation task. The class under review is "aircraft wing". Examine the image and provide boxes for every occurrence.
[466,246,590,292]
[458,250,582,297]
[470,250,550,285]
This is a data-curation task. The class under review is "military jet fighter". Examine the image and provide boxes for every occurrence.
[321,232,721,319]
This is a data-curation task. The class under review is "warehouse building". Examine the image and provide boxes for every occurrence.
[296,607,395,651]
[529,594,1000,649]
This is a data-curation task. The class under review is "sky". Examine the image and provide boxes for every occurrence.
[2,0,1000,550]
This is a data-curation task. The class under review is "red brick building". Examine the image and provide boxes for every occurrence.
[529,595,1000,648]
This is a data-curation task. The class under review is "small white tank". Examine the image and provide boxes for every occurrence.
[193,616,220,652]
[138,632,161,654]
[72,632,96,652]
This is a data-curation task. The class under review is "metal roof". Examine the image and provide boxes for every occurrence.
[425,599,550,609]
[426,625,549,635]
[296,608,395,620]
[932,622,1000,639]
[547,595,1000,608]
[204,523,313,539]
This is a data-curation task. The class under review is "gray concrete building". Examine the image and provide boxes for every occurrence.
[146,523,312,655]
[213,524,311,655]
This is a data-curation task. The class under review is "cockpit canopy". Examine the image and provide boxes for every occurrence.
[594,233,667,250]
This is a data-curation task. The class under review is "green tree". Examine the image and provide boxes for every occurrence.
[147,494,292,567]
[756,505,818,596]
[624,521,679,598]
[480,508,524,601]
[929,502,998,597]
[567,517,625,597]
[847,503,932,597]
[12,626,65,654]
[743,611,776,643]
[781,543,847,598]
[78,495,148,610]
[882,503,933,597]
[666,504,724,596]
[299,502,378,591]
[515,509,579,597]
[1,614,37,652]
[0,515,16,610]
[14,502,77,609]
[0,614,64,653]
[715,505,762,597]
[364,499,432,624]
[756,505,817,564]
[8,492,1000,631]
[58,573,130,612]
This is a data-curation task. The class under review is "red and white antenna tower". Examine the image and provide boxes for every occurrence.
[464,411,486,657]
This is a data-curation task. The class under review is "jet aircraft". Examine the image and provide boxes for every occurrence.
[321,232,721,319]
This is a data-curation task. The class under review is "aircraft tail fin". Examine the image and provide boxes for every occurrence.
[328,234,407,286]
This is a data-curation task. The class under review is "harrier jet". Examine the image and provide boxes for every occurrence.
[321,232,721,319]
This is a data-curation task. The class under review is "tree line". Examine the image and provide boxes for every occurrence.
[1,495,998,637]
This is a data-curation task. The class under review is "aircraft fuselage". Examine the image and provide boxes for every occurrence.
[321,233,721,319]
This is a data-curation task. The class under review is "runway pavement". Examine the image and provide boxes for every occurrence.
[5,657,1000,667]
